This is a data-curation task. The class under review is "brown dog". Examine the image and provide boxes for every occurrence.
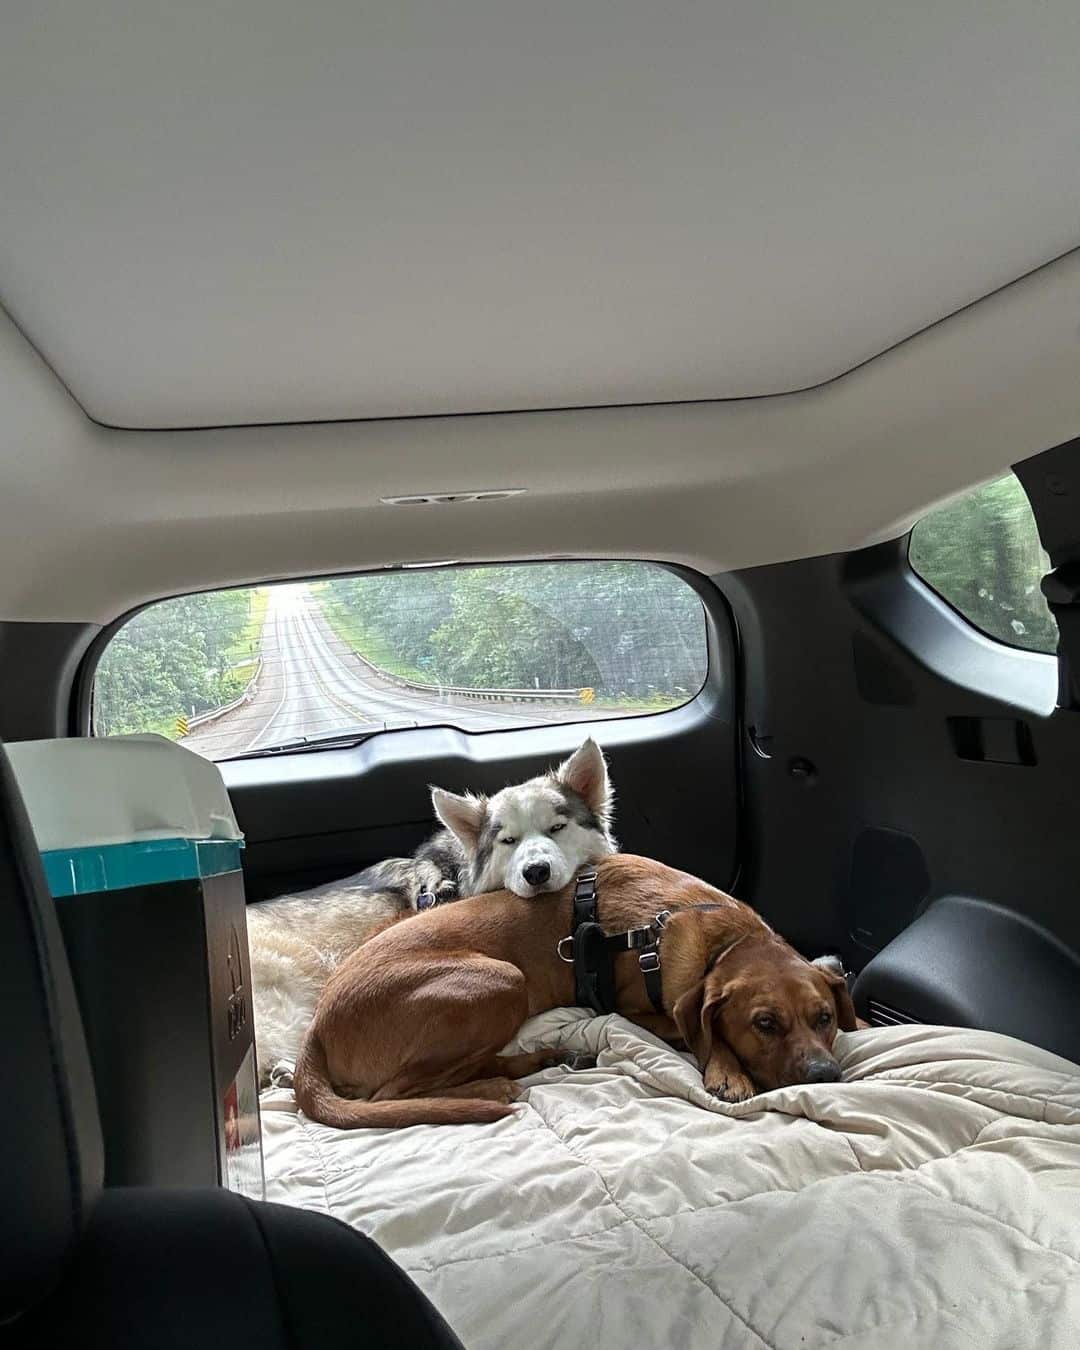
[294,854,856,1128]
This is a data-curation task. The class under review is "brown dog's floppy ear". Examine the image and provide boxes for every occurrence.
[820,967,858,1031]
[431,787,487,850]
[672,978,731,1066]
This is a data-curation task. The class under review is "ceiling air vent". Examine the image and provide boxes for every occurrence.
[866,999,923,1028]
[380,489,527,506]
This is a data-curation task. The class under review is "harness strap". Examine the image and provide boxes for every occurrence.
[568,870,616,1013]
[559,875,736,1018]
[638,913,668,1017]
[572,868,599,930]
[634,904,746,1016]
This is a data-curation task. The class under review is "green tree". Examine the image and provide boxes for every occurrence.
[910,473,1057,653]
[95,589,260,737]
[430,571,601,689]
[323,562,707,701]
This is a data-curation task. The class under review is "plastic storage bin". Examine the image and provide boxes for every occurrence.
[7,735,263,1198]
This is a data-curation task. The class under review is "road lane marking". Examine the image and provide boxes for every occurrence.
[244,600,292,751]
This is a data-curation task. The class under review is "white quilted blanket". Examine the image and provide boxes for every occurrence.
[261,1012,1080,1349]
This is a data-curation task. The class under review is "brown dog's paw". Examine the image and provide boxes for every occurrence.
[707,1073,756,1104]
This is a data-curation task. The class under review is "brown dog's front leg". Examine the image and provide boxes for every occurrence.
[701,1045,756,1104]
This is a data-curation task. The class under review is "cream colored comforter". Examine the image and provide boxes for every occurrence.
[261,1012,1080,1349]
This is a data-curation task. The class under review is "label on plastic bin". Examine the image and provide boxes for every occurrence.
[222,1046,265,1201]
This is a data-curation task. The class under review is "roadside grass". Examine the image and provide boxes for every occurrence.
[315,591,430,683]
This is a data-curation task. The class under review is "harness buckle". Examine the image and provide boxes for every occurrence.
[638,949,661,974]
[556,935,576,963]
[654,909,672,929]
[574,869,599,899]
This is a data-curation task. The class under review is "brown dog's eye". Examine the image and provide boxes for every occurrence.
[753,1014,778,1034]
[817,1009,833,1029]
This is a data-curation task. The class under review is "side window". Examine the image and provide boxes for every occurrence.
[909,471,1058,654]
[92,562,710,761]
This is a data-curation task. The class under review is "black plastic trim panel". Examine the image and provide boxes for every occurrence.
[852,895,1080,1063]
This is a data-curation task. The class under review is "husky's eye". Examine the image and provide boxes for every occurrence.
[499,836,517,846]
[550,821,567,834]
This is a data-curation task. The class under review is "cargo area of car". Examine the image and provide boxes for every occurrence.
[4,5,1080,1347]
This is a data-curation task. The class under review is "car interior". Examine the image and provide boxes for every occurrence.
[2,5,1080,1348]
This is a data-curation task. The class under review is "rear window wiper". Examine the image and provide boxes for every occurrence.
[221,731,378,761]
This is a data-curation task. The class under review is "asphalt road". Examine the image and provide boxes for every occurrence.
[181,585,594,759]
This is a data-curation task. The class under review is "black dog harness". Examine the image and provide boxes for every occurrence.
[555,869,670,1015]
[557,869,734,1017]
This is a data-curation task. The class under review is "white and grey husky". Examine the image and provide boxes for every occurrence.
[248,738,616,1083]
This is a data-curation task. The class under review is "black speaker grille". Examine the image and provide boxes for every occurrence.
[867,999,922,1028]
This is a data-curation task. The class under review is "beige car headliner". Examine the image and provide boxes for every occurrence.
[1,4,1079,622]
[4,246,1080,625]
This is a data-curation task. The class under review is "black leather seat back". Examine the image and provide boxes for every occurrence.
[0,745,103,1324]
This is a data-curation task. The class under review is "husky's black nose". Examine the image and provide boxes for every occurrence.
[523,862,551,886]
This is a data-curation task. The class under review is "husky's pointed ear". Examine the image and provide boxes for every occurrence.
[431,787,487,850]
[555,738,610,816]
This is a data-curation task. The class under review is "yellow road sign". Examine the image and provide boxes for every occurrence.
[176,715,190,738]
[579,687,595,705]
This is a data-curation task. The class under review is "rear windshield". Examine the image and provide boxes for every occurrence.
[92,562,710,760]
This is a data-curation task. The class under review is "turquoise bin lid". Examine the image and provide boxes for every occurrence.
[42,836,244,898]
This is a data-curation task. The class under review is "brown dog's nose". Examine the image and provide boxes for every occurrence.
[802,1058,842,1085]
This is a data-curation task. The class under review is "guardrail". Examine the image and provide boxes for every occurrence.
[181,659,263,735]
[350,648,594,705]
